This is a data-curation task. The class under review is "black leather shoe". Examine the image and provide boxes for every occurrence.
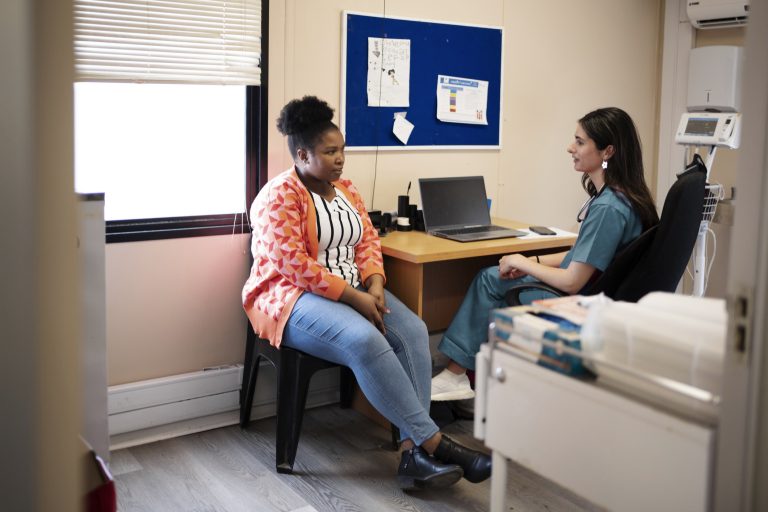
[397,446,463,491]
[433,435,492,483]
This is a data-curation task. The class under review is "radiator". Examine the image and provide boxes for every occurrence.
[107,363,341,449]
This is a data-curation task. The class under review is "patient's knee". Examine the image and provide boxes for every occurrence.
[350,332,393,367]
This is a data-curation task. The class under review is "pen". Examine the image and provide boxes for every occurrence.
[407,181,411,197]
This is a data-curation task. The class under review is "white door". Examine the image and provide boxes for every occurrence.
[713,1,768,509]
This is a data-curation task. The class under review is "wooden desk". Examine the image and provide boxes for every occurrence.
[354,219,575,429]
[380,219,576,332]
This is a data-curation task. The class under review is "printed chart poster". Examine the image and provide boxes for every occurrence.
[436,75,488,125]
[367,37,411,107]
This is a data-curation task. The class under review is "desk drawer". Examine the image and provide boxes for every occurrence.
[483,349,713,512]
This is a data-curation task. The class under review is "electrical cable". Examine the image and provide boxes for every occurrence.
[703,227,717,294]
[368,0,388,210]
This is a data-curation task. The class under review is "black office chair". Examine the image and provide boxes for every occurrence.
[506,156,707,305]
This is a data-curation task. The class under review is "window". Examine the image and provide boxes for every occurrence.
[75,83,246,221]
[73,0,266,242]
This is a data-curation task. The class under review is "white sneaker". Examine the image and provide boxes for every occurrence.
[431,369,475,401]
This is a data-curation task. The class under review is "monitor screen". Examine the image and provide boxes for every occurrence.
[685,118,718,136]
[419,176,491,229]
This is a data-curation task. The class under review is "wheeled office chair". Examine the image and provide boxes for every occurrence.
[506,158,707,305]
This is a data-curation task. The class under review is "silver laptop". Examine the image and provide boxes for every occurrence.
[419,176,527,242]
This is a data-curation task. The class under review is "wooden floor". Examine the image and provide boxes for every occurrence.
[110,405,602,512]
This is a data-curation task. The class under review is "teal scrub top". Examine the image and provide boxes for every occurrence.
[560,186,643,276]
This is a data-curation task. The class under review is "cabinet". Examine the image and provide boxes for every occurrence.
[78,193,108,460]
[476,343,715,512]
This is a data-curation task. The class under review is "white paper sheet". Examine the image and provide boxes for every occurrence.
[367,37,411,107]
[436,75,489,125]
[392,114,414,144]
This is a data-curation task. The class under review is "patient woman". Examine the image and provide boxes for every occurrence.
[242,96,491,490]
[432,107,659,401]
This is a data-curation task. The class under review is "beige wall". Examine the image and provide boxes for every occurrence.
[268,0,508,212]
[679,26,746,297]
[107,0,664,384]
[694,27,746,189]
[2,0,81,509]
[270,0,663,235]
[498,1,662,232]
[106,235,249,384]
[36,0,82,506]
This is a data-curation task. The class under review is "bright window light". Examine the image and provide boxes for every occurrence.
[75,83,246,221]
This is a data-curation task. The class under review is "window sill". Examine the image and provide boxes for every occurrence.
[106,215,251,243]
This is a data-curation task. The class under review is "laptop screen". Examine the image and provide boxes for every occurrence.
[419,176,492,230]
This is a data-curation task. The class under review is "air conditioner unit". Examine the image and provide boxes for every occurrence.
[687,0,749,29]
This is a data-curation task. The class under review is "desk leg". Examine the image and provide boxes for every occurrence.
[490,450,508,512]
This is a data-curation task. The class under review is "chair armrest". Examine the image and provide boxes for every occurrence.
[504,282,566,307]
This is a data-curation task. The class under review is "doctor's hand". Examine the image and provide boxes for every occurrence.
[499,254,529,280]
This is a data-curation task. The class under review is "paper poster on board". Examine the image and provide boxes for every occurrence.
[436,75,488,125]
[392,112,414,144]
[367,37,411,107]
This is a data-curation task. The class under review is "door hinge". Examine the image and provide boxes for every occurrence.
[727,289,752,359]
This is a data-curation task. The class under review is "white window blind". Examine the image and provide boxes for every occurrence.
[74,0,261,85]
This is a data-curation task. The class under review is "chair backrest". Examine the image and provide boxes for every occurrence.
[586,158,707,302]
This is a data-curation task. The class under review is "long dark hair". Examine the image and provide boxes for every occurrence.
[276,96,338,159]
[579,107,659,230]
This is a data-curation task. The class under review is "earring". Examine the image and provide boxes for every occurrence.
[601,160,608,170]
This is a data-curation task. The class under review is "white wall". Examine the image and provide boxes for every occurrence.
[712,2,768,508]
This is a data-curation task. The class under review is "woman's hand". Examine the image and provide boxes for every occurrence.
[365,274,389,317]
[341,285,387,334]
[498,252,596,294]
[499,253,530,279]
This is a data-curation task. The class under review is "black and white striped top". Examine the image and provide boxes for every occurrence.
[310,189,364,287]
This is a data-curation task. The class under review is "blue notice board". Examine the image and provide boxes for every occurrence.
[341,12,503,150]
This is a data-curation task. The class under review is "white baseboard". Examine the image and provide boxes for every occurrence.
[108,363,342,450]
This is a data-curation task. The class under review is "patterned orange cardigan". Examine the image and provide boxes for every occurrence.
[242,167,385,347]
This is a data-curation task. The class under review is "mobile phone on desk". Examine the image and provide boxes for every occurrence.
[529,226,557,236]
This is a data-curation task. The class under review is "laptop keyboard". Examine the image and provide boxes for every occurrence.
[437,225,508,235]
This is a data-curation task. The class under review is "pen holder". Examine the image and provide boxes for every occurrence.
[397,195,410,218]
[407,204,418,225]
[396,216,412,231]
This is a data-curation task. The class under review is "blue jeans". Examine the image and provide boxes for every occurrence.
[282,287,438,446]
[438,266,555,371]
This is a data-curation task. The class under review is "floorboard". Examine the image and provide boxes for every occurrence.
[111,405,603,512]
